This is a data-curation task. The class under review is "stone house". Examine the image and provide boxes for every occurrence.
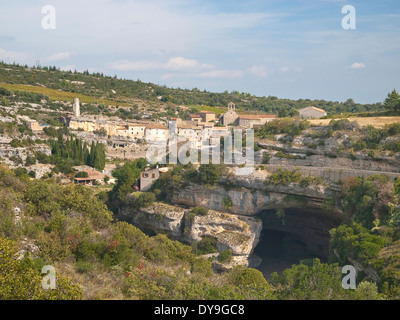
[197,111,216,123]
[221,102,239,126]
[299,106,327,119]
[187,114,202,123]
[237,114,277,129]
[145,124,169,142]
[26,120,43,132]
[74,169,106,185]
[139,168,160,191]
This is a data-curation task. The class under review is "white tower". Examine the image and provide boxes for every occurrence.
[73,98,80,117]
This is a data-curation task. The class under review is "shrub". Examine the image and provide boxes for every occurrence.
[198,164,219,186]
[266,169,302,185]
[262,152,271,164]
[0,237,83,300]
[222,197,233,210]
[131,192,156,209]
[25,156,36,166]
[193,236,218,255]
[235,268,268,287]
[217,250,233,263]
[75,261,95,273]
[192,207,208,216]
[75,171,89,178]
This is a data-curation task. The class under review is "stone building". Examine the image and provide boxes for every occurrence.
[237,114,277,129]
[139,168,160,191]
[26,120,43,132]
[221,102,239,126]
[187,114,202,123]
[73,169,106,185]
[299,106,327,119]
[73,98,80,117]
[145,124,169,142]
[197,110,216,123]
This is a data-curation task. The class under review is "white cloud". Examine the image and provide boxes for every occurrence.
[164,57,214,71]
[110,57,214,72]
[280,66,290,72]
[249,65,270,77]
[198,69,243,79]
[0,48,30,63]
[46,52,72,62]
[350,62,366,69]
[110,60,161,71]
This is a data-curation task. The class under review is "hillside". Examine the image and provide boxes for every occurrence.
[0,62,385,116]
[1,60,400,301]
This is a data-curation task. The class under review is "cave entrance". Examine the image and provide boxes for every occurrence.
[254,208,342,280]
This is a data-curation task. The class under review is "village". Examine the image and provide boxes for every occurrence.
[11,97,329,192]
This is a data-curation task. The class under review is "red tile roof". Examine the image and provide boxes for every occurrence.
[197,111,216,114]
[74,169,106,181]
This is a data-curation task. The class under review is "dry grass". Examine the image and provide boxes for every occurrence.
[55,260,126,300]
[309,117,400,128]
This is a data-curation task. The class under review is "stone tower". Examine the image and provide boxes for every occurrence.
[223,102,238,126]
[73,98,80,117]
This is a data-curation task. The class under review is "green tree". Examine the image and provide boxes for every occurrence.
[198,164,219,185]
[384,89,400,113]
[271,258,381,300]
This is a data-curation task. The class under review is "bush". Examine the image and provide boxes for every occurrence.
[192,207,208,216]
[262,152,271,164]
[130,192,156,209]
[257,118,309,138]
[217,250,233,263]
[266,169,302,185]
[222,197,233,210]
[198,164,219,185]
[75,171,89,178]
[75,260,95,273]
[235,268,268,287]
[193,236,218,255]
[25,156,36,166]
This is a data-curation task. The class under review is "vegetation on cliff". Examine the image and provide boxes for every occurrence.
[0,164,278,300]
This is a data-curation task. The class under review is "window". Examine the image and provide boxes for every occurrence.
[152,174,156,178]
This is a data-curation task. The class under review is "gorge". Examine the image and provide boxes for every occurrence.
[118,168,346,277]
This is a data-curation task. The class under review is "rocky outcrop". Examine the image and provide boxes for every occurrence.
[119,202,263,269]
[170,170,337,216]
[119,202,186,238]
[119,169,344,271]
[257,142,400,173]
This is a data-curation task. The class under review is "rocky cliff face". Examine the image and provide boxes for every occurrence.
[171,169,337,216]
[119,202,263,269]
[119,170,343,271]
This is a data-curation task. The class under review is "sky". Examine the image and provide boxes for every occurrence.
[0,0,399,104]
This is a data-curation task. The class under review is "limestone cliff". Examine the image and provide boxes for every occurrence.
[119,202,263,269]
[119,169,344,271]
[171,169,338,216]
